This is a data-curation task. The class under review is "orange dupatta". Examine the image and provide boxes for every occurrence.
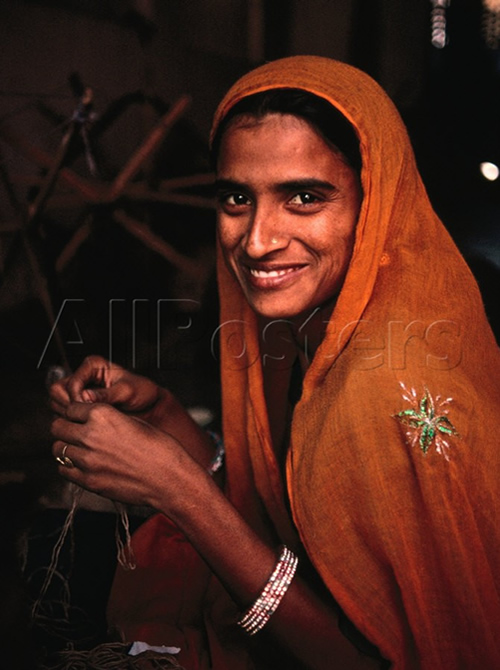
[212,56,500,668]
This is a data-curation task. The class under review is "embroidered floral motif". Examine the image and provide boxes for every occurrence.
[394,383,459,461]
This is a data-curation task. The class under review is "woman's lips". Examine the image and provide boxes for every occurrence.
[244,263,307,289]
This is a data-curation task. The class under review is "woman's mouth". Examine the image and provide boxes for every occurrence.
[245,264,307,289]
[250,267,296,278]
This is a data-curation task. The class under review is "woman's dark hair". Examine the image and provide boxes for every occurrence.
[211,88,361,174]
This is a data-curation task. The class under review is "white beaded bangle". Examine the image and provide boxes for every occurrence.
[237,545,298,636]
[206,430,225,475]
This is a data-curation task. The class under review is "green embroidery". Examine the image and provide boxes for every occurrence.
[394,385,459,460]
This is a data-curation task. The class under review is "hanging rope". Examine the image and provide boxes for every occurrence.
[31,484,136,623]
[31,485,84,620]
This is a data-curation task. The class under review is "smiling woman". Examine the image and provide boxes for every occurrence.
[50,56,500,670]
[215,111,362,322]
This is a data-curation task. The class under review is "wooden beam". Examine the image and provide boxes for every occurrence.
[107,95,191,201]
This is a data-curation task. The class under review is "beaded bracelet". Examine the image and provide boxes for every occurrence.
[237,545,298,636]
[206,430,225,475]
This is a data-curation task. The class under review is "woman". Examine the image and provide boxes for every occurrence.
[50,56,500,669]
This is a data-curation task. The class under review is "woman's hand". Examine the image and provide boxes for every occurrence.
[49,355,160,417]
[51,401,199,509]
[50,356,219,485]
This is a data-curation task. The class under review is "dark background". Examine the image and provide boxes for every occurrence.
[0,1,498,667]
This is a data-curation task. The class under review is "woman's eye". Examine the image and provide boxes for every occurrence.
[289,192,320,206]
[221,193,250,207]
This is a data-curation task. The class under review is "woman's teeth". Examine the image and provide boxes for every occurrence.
[249,267,296,278]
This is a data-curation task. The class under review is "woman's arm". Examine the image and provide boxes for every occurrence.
[51,401,378,670]
[171,457,378,670]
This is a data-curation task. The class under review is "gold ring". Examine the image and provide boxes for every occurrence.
[55,444,74,468]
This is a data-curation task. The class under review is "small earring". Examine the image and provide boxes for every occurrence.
[271,237,279,244]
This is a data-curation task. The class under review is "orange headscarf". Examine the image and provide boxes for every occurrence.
[212,56,500,668]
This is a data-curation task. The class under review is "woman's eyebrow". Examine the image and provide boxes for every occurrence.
[275,178,336,193]
[214,178,245,192]
[214,178,336,192]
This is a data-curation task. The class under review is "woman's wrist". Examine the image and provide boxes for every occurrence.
[134,385,171,424]
[151,440,218,519]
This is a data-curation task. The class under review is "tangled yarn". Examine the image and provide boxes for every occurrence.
[42,642,185,669]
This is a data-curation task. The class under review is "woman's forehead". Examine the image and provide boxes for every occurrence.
[224,110,308,134]
[219,112,353,172]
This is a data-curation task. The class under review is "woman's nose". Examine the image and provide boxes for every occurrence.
[243,207,286,257]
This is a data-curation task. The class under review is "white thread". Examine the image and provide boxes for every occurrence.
[114,501,136,570]
[32,485,136,620]
[31,484,83,618]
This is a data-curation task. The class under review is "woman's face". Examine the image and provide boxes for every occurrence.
[216,113,362,321]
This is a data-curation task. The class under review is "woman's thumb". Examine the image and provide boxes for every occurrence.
[82,380,132,406]
[81,387,108,403]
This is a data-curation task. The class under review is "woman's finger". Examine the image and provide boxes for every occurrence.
[50,398,69,416]
[81,379,131,406]
[52,440,83,471]
[64,400,97,423]
[66,356,123,401]
[66,358,108,400]
[49,379,70,407]
[51,411,92,446]
[53,440,76,468]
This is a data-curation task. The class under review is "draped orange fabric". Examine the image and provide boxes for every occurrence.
[108,56,500,668]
